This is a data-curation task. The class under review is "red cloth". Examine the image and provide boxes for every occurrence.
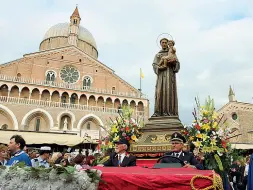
[136,159,157,167]
[94,167,214,190]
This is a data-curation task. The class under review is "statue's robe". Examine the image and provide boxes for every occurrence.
[152,49,180,116]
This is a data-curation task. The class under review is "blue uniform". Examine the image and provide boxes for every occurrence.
[7,150,32,166]
[31,156,50,168]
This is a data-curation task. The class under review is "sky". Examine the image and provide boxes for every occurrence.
[0,0,253,125]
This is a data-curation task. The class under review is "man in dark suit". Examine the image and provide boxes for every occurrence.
[103,138,136,167]
[161,132,203,170]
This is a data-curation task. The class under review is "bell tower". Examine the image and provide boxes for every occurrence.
[228,85,237,102]
[68,6,81,46]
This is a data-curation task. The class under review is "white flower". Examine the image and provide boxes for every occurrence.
[217,129,224,137]
[217,151,223,156]
[131,118,136,123]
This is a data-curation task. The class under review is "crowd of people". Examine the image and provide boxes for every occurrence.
[0,134,252,189]
[0,135,98,170]
[229,158,250,190]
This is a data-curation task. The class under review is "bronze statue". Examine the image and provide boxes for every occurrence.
[152,38,180,117]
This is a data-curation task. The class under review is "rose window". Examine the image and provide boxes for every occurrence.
[60,66,80,83]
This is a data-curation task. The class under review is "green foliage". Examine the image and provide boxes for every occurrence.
[0,162,101,190]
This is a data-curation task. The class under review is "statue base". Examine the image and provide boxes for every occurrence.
[129,116,184,158]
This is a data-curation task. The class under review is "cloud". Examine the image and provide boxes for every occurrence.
[0,0,253,124]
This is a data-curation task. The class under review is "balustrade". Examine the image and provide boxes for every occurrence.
[0,96,145,117]
[0,74,147,99]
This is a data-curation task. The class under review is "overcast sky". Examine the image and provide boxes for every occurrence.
[0,0,253,124]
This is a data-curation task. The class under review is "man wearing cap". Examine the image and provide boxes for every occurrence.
[31,146,51,168]
[161,132,203,170]
[103,138,136,167]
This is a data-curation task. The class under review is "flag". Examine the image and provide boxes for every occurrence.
[140,68,144,79]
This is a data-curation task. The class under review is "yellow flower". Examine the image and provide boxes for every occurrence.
[196,133,202,139]
[131,135,137,141]
[202,124,210,131]
[113,135,119,141]
[203,110,209,115]
[111,125,118,133]
[194,140,203,148]
[108,141,113,148]
[202,134,208,141]
[213,122,218,128]
[212,112,218,120]
[210,138,217,146]
[190,136,194,141]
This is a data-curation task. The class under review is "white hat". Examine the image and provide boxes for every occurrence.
[40,146,51,151]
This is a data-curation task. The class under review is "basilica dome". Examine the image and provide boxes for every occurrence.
[42,23,97,49]
[39,8,98,59]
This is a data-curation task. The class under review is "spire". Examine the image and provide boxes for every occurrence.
[228,85,236,102]
[229,85,235,96]
[71,6,80,18]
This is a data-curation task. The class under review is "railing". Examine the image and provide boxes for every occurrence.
[0,96,145,116]
[0,74,147,99]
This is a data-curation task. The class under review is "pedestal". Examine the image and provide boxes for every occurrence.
[129,116,183,158]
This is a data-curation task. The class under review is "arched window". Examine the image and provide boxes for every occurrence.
[46,71,56,82]
[112,87,116,94]
[87,122,91,130]
[35,118,40,132]
[62,96,67,103]
[70,94,77,104]
[0,124,8,130]
[83,76,92,89]
[16,73,21,81]
[74,19,77,24]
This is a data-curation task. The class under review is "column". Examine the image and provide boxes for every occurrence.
[7,90,10,102]
[18,91,21,103]
[135,105,138,119]
[103,101,106,112]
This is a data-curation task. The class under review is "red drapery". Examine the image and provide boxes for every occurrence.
[94,167,214,190]
[136,159,157,167]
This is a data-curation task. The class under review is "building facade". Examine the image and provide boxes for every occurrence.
[218,86,253,149]
[0,7,149,144]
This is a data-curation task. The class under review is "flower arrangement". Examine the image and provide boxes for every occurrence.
[182,97,234,174]
[0,162,101,190]
[101,106,143,151]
